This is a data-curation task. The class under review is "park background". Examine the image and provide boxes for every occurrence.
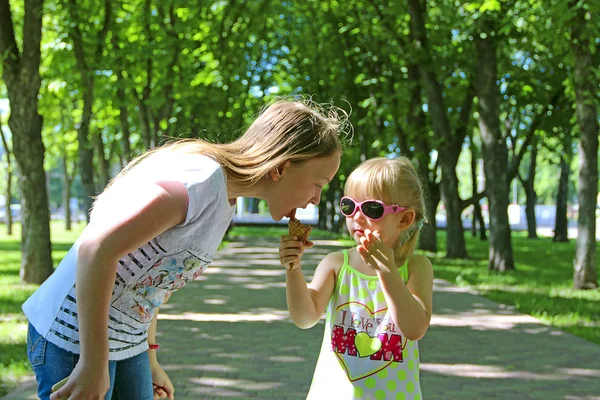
[0,0,599,397]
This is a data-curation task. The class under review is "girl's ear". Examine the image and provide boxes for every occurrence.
[268,161,291,181]
[398,209,416,230]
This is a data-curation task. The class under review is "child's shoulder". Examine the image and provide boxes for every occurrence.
[321,249,346,265]
[406,254,433,280]
[317,248,351,274]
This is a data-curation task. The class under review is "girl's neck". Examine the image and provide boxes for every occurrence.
[225,174,267,203]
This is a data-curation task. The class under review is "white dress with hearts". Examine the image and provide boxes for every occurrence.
[307,250,422,400]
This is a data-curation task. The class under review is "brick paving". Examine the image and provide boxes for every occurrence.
[4,236,600,399]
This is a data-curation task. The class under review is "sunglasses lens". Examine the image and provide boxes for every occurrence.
[340,198,356,216]
[362,201,385,219]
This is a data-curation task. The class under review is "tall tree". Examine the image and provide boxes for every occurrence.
[0,115,14,234]
[64,0,112,220]
[553,133,572,243]
[475,15,515,271]
[519,135,539,239]
[0,0,53,283]
[407,0,468,258]
[569,0,598,289]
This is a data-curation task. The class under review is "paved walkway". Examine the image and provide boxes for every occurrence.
[4,236,600,399]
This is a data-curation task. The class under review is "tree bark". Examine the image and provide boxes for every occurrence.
[553,136,571,242]
[407,0,467,258]
[62,156,73,231]
[475,20,515,272]
[111,34,132,161]
[406,64,438,253]
[469,140,487,240]
[570,2,598,289]
[67,0,112,219]
[0,117,13,235]
[522,137,538,239]
[0,0,53,283]
[420,182,440,252]
[92,130,110,190]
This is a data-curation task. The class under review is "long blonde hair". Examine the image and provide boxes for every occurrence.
[102,99,350,194]
[344,157,426,262]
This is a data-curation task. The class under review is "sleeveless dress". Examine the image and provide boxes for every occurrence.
[307,250,422,400]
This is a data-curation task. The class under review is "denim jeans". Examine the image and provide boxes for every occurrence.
[27,323,154,400]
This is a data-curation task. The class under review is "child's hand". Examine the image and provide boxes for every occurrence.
[151,362,175,399]
[357,229,396,273]
[279,235,314,271]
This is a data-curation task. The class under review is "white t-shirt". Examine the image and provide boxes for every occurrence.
[22,154,235,360]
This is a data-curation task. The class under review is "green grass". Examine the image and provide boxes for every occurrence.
[0,223,598,396]
[429,231,600,345]
[0,220,85,397]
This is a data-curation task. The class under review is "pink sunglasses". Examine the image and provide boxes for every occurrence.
[340,196,407,221]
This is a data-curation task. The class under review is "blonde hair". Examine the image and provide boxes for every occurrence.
[344,157,426,262]
[101,99,350,195]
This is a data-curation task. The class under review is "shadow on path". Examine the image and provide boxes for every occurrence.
[4,236,600,399]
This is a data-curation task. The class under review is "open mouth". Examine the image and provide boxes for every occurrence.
[286,209,297,219]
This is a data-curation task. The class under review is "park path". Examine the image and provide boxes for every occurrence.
[4,236,600,399]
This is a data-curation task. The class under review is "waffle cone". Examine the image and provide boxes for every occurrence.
[288,218,312,243]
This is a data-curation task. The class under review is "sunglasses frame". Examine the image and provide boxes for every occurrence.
[340,196,407,221]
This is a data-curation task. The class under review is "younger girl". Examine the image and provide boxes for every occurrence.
[280,157,433,399]
[23,99,347,400]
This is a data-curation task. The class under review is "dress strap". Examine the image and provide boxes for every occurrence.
[401,258,409,283]
[342,249,349,267]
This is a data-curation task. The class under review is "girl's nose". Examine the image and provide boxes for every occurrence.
[353,210,366,222]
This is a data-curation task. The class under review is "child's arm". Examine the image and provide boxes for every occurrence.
[378,255,433,341]
[280,236,340,329]
[357,229,433,341]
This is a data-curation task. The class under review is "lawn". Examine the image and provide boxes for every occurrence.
[0,221,85,397]
[430,231,600,345]
[0,222,598,396]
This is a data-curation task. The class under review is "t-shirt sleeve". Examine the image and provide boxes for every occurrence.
[179,165,226,227]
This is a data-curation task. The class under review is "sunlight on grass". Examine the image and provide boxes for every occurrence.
[432,231,600,345]
[0,221,85,396]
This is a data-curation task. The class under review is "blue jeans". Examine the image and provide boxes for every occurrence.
[27,323,154,400]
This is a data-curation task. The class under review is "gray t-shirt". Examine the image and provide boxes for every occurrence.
[23,154,235,360]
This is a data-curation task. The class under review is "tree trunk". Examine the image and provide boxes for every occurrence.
[67,0,111,220]
[137,0,155,150]
[92,130,110,190]
[571,3,598,289]
[475,20,515,272]
[0,0,53,283]
[111,30,132,161]
[553,137,571,242]
[469,141,487,240]
[329,174,341,233]
[468,139,487,240]
[474,200,487,240]
[75,80,96,220]
[420,182,440,252]
[407,64,438,253]
[62,156,72,231]
[0,117,13,235]
[407,0,467,258]
[523,137,538,239]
